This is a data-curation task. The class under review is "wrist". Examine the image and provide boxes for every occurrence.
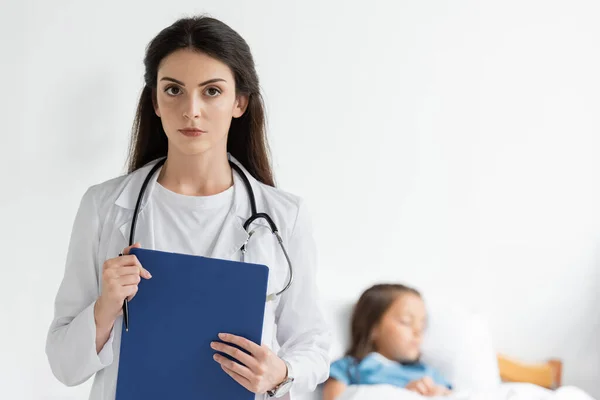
[268,359,294,398]
[277,357,288,383]
[94,298,116,331]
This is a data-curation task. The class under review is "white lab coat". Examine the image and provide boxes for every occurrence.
[45,155,331,400]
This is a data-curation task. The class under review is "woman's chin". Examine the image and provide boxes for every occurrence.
[172,141,216,157]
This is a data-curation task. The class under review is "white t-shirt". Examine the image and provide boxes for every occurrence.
[151,182,234,256]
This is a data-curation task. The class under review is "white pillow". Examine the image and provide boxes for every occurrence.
[420,296,501,390]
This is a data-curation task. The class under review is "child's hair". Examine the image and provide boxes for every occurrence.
[346,283,422,361]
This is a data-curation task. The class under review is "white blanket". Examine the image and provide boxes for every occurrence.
[336,383,595,400]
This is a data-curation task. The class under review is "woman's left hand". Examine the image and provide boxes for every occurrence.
[211,333,287,394]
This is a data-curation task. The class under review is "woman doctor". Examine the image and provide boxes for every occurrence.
[45,15,330,400]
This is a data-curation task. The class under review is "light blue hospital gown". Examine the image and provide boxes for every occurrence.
[329,352,452,389]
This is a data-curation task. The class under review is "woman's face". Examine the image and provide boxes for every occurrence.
[371,293,427,363]
[153,48,248,157]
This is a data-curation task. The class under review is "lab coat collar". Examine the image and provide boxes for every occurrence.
[114,153,258,259]
[115,153,253,217]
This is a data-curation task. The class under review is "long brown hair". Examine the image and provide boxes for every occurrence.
[347,283,422,361]
[126,15,274,186]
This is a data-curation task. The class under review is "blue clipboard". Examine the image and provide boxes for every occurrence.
[116,248,269,400]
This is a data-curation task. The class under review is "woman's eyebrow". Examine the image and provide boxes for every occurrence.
[159,77,227,86]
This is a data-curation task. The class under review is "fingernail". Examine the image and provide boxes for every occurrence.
[210,342,216,349]
[213,354,219,361]
[147,272,152,279]
[218,333,225,339]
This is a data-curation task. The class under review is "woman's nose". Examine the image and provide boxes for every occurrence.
[183,94,203,119]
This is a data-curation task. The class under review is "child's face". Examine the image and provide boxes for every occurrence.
[371,293,427,363]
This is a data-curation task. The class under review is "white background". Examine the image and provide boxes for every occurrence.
[1,0,599,398]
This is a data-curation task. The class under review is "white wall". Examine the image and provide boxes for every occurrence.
[1,0,599,398]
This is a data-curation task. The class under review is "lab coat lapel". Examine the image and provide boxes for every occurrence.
[117,209,157,251]
[114,158,164,251]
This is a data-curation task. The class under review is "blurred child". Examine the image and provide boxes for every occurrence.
[322,284,452,399]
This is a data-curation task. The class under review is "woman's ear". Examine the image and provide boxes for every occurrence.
[152,88,161,118]
[232,94,249,118]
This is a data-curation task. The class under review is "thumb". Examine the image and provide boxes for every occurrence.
[139,264,152,279]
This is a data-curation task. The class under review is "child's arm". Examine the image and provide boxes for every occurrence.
[406,377,436,396]
[324,356,353,400]
[406,377,452,397]
[322,377,347,400]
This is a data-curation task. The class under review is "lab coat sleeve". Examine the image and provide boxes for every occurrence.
[45,186,115,386]
[275,199,331,394]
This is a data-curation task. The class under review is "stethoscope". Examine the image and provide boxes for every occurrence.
[129,157,293,302]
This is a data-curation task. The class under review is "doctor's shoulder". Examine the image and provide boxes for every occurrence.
[254,181,314,239]
[75,167,142,218]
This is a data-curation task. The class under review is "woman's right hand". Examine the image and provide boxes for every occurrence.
[94,243,151,350]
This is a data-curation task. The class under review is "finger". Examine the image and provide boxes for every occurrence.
[217,333,262,356]
[124,285,139,301]
[122,242,142,255]
[213,353,254,381]
[118,274,141,286]
[116,255,152,279]
[220,364,254,393]
[116,266,143,276]
[139,265,152,279]
[116,255,142,267]
[416,381,427,395]
[211,342,259,371]
[106,255,139,270]
[422,376,435,392]
[106,266,139,281]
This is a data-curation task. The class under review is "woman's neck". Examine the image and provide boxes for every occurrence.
[157,150,233,196]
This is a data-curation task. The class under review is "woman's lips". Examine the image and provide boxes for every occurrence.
[179,128,206,137]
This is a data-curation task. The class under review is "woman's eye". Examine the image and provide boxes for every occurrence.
[205,87,221,97]
[165,86,182,96]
